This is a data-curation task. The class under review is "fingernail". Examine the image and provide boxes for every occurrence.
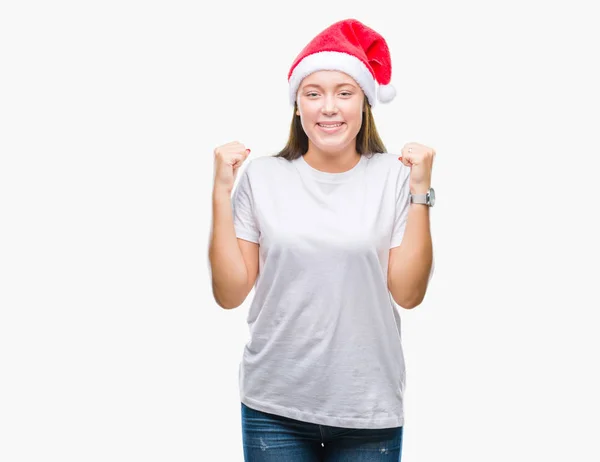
[398,156,403,161]
[246,149,251,154]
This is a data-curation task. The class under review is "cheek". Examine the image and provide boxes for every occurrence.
[340,101,363,119]
[299,102,320,116]
[347,109,364,127]
[298,106,320,126]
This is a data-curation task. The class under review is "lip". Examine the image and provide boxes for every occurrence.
[316,122,345,133]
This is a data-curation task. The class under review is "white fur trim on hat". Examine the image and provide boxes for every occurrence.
[288,51,377,107]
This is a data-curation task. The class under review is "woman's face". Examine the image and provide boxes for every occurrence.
[296,70,365,154]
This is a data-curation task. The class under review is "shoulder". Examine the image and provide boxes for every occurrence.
[246,155,289,170]
[364,152,410,179]
[244,155,288,175]
[239,155,291,192]
[366,152,399,164]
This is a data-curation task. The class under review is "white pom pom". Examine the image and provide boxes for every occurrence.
[378,84,396,103]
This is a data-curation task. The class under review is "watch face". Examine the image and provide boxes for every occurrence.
[429,188,435,206]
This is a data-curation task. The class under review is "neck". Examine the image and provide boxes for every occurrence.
[303,144,361,173]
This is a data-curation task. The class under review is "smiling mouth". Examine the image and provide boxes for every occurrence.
[317,122,345,134]
[317,122,345,128]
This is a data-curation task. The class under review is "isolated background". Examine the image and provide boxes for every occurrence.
[1,0,599,460]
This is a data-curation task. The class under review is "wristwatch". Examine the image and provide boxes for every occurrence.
[410,187,435,207]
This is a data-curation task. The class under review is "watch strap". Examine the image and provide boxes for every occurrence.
[410,193,428,204]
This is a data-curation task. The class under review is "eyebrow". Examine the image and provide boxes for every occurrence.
[301,83,357,90]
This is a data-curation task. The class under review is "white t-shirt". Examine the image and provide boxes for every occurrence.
[230,152,434,429]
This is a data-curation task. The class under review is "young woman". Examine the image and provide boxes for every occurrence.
[209,18,436,462]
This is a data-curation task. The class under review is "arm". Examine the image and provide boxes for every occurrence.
[388,202,433,309]
[208,186,249,309]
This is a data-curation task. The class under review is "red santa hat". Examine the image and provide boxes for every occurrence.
[288,19,396,107]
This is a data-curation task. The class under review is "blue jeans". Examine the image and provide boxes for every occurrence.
[241,402,403,461]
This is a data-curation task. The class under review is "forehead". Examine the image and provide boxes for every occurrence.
[300,70,358,88]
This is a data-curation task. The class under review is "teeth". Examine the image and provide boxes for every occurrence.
[319,123,342,127]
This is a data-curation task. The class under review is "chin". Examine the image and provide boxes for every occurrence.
[318,139,352,152]
[312,143,343,154]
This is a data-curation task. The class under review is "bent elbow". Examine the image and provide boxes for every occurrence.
[390,290,424,310]
[390,291,415,310]
[212,284,244,310]
[405,292,428,310]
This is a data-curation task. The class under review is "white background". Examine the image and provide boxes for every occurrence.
[1,0,599,460]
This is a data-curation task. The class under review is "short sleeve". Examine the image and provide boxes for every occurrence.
[231,168,260,243]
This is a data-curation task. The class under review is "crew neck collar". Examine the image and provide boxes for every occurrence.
[294,154,367,184]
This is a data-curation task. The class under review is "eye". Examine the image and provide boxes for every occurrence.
[306,92,319,97]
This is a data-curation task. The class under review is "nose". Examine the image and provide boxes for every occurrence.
[321,95,338,115]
